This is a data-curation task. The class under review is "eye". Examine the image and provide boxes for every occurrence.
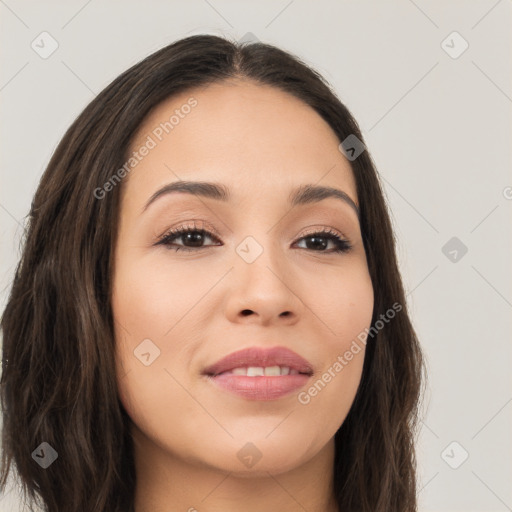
[293,228,352,254]
[155,222,221,252]
[155,223,352,254]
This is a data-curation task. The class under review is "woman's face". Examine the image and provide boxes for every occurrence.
[112,80,374,476]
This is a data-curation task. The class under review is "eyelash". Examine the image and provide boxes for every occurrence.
[155,222,352,254]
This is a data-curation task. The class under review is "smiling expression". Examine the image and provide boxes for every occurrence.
[112,78,374,475]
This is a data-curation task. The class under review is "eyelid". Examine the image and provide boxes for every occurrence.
[297,225,347,240]
[156,223,347,245]
[155,221,352,255]
[157,219,221,241]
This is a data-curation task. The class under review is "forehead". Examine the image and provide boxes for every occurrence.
[123,79,357,209]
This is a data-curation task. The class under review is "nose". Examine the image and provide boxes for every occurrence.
[223,237,302,326]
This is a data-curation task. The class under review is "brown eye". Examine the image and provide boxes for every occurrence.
[156,228,221,252]
[294,230,352,253]
[154,225,352,255]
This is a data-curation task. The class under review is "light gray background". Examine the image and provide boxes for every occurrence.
[1,1,511,511]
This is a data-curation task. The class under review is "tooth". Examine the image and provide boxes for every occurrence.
[264,366,281,376]
[246,366,265,376]
[227,366,299,377]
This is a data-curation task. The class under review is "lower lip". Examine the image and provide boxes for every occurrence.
[207,373,311,400]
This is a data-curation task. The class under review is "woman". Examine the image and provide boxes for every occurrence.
[0,34,425,512]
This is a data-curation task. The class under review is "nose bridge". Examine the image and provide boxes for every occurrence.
[225,229,300,322]
[235,217,291,273]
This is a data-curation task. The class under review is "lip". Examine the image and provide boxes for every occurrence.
[203,346,314,376]
[202,346,313,401]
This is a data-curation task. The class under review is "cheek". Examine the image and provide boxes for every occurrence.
[307,258,374,346]
[297,260,373,413]
[111,251,215,421]
[111,262,175,417]
[111,251,211,343]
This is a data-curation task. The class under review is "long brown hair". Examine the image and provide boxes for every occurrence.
[1,34,425,511]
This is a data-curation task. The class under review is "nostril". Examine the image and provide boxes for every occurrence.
[241,310,253,316]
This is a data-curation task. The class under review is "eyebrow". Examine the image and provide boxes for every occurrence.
[141,180,360,219]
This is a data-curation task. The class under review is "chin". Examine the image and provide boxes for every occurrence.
[193,435,321,477]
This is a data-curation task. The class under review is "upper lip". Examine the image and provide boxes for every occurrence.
[203,346,314,376]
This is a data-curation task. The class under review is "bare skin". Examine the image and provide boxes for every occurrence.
[112,79,374,512]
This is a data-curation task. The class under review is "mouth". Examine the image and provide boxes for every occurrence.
[202,346,313,401]
[212,365,310,377]
[203,345,314,377]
